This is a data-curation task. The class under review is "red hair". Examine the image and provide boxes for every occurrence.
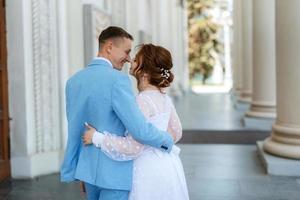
[133,44,174,89]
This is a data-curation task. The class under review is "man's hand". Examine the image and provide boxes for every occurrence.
[82,122,96,145]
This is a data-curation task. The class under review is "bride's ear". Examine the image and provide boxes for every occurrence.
[143,73,149,78]
[142,73,149,81]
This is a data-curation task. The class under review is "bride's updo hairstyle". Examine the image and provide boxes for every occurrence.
[133,44,174,89]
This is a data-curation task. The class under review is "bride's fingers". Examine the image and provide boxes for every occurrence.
[84,122,93,130]
[82,136,87,143]
[83,138,88,145]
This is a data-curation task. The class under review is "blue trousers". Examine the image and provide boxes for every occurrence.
[84,182,129,200]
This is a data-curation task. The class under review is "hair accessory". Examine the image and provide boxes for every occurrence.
[160,67,170,79]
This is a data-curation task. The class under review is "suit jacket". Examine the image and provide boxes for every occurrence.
[60,58,174,190]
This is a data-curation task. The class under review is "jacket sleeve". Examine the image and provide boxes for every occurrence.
[90,92,157,161]
[60,80,85,182]
[111,75,173,152]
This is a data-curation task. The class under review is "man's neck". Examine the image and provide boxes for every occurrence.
[95,53,113,67]
[97,53,109,60]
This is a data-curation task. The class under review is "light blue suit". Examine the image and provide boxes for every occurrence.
[60,58,174,199]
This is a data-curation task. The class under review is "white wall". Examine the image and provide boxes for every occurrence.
[67,0,85,75]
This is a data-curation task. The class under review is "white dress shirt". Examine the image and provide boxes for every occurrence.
[94,56,113,68]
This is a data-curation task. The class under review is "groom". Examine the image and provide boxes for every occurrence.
[60,26,174,200]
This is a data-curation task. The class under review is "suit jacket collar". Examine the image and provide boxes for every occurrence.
[88,57,113,68]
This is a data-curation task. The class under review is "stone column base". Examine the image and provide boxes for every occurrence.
[11,150,64,179]
[263,137,300,159]
[257,141,300,176]
[244,101,276,130]
[238,90,252,103]
[263,123,300,159]
[246,101,276,118]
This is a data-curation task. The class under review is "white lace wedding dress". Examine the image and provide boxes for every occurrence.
[93,90,189,200]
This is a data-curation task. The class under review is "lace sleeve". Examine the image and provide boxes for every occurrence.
[99,132,144,161]
[94,94,152,161]
[167,98,182,143]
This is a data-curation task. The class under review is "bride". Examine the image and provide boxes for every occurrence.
[83,44,189,200]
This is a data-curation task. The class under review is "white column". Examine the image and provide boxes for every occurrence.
[245,0,276,119]
[67,0,84,74]
[169,0,181,97]
[57,0,69,153]
[263,0,300,159]
[7,0,71,178]
[179,0,190,93]
[110,0,126,27]
[165,0,189,97]
[223,3,233,88]
[238,0,253,103]
[232,0,243,94]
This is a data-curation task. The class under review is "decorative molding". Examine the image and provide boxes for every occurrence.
[31,0,60,153]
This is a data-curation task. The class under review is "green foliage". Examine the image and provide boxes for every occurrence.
[188,0,223,84]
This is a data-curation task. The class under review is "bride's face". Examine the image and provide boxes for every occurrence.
[129,57,138,75]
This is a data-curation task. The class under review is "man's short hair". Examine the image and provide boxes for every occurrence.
[98,26,133,49]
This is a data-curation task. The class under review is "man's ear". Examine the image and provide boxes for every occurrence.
[107,41,113,54]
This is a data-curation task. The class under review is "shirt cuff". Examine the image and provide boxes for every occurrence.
[92,131,104,148]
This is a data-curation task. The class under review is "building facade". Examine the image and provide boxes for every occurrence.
[1,0,188,179]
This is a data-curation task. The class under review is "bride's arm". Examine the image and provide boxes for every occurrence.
[82,95,152,161]
[90,130,144,161]
[167,97,182,143]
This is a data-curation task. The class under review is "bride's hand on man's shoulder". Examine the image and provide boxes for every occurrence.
[82,122,96,145]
